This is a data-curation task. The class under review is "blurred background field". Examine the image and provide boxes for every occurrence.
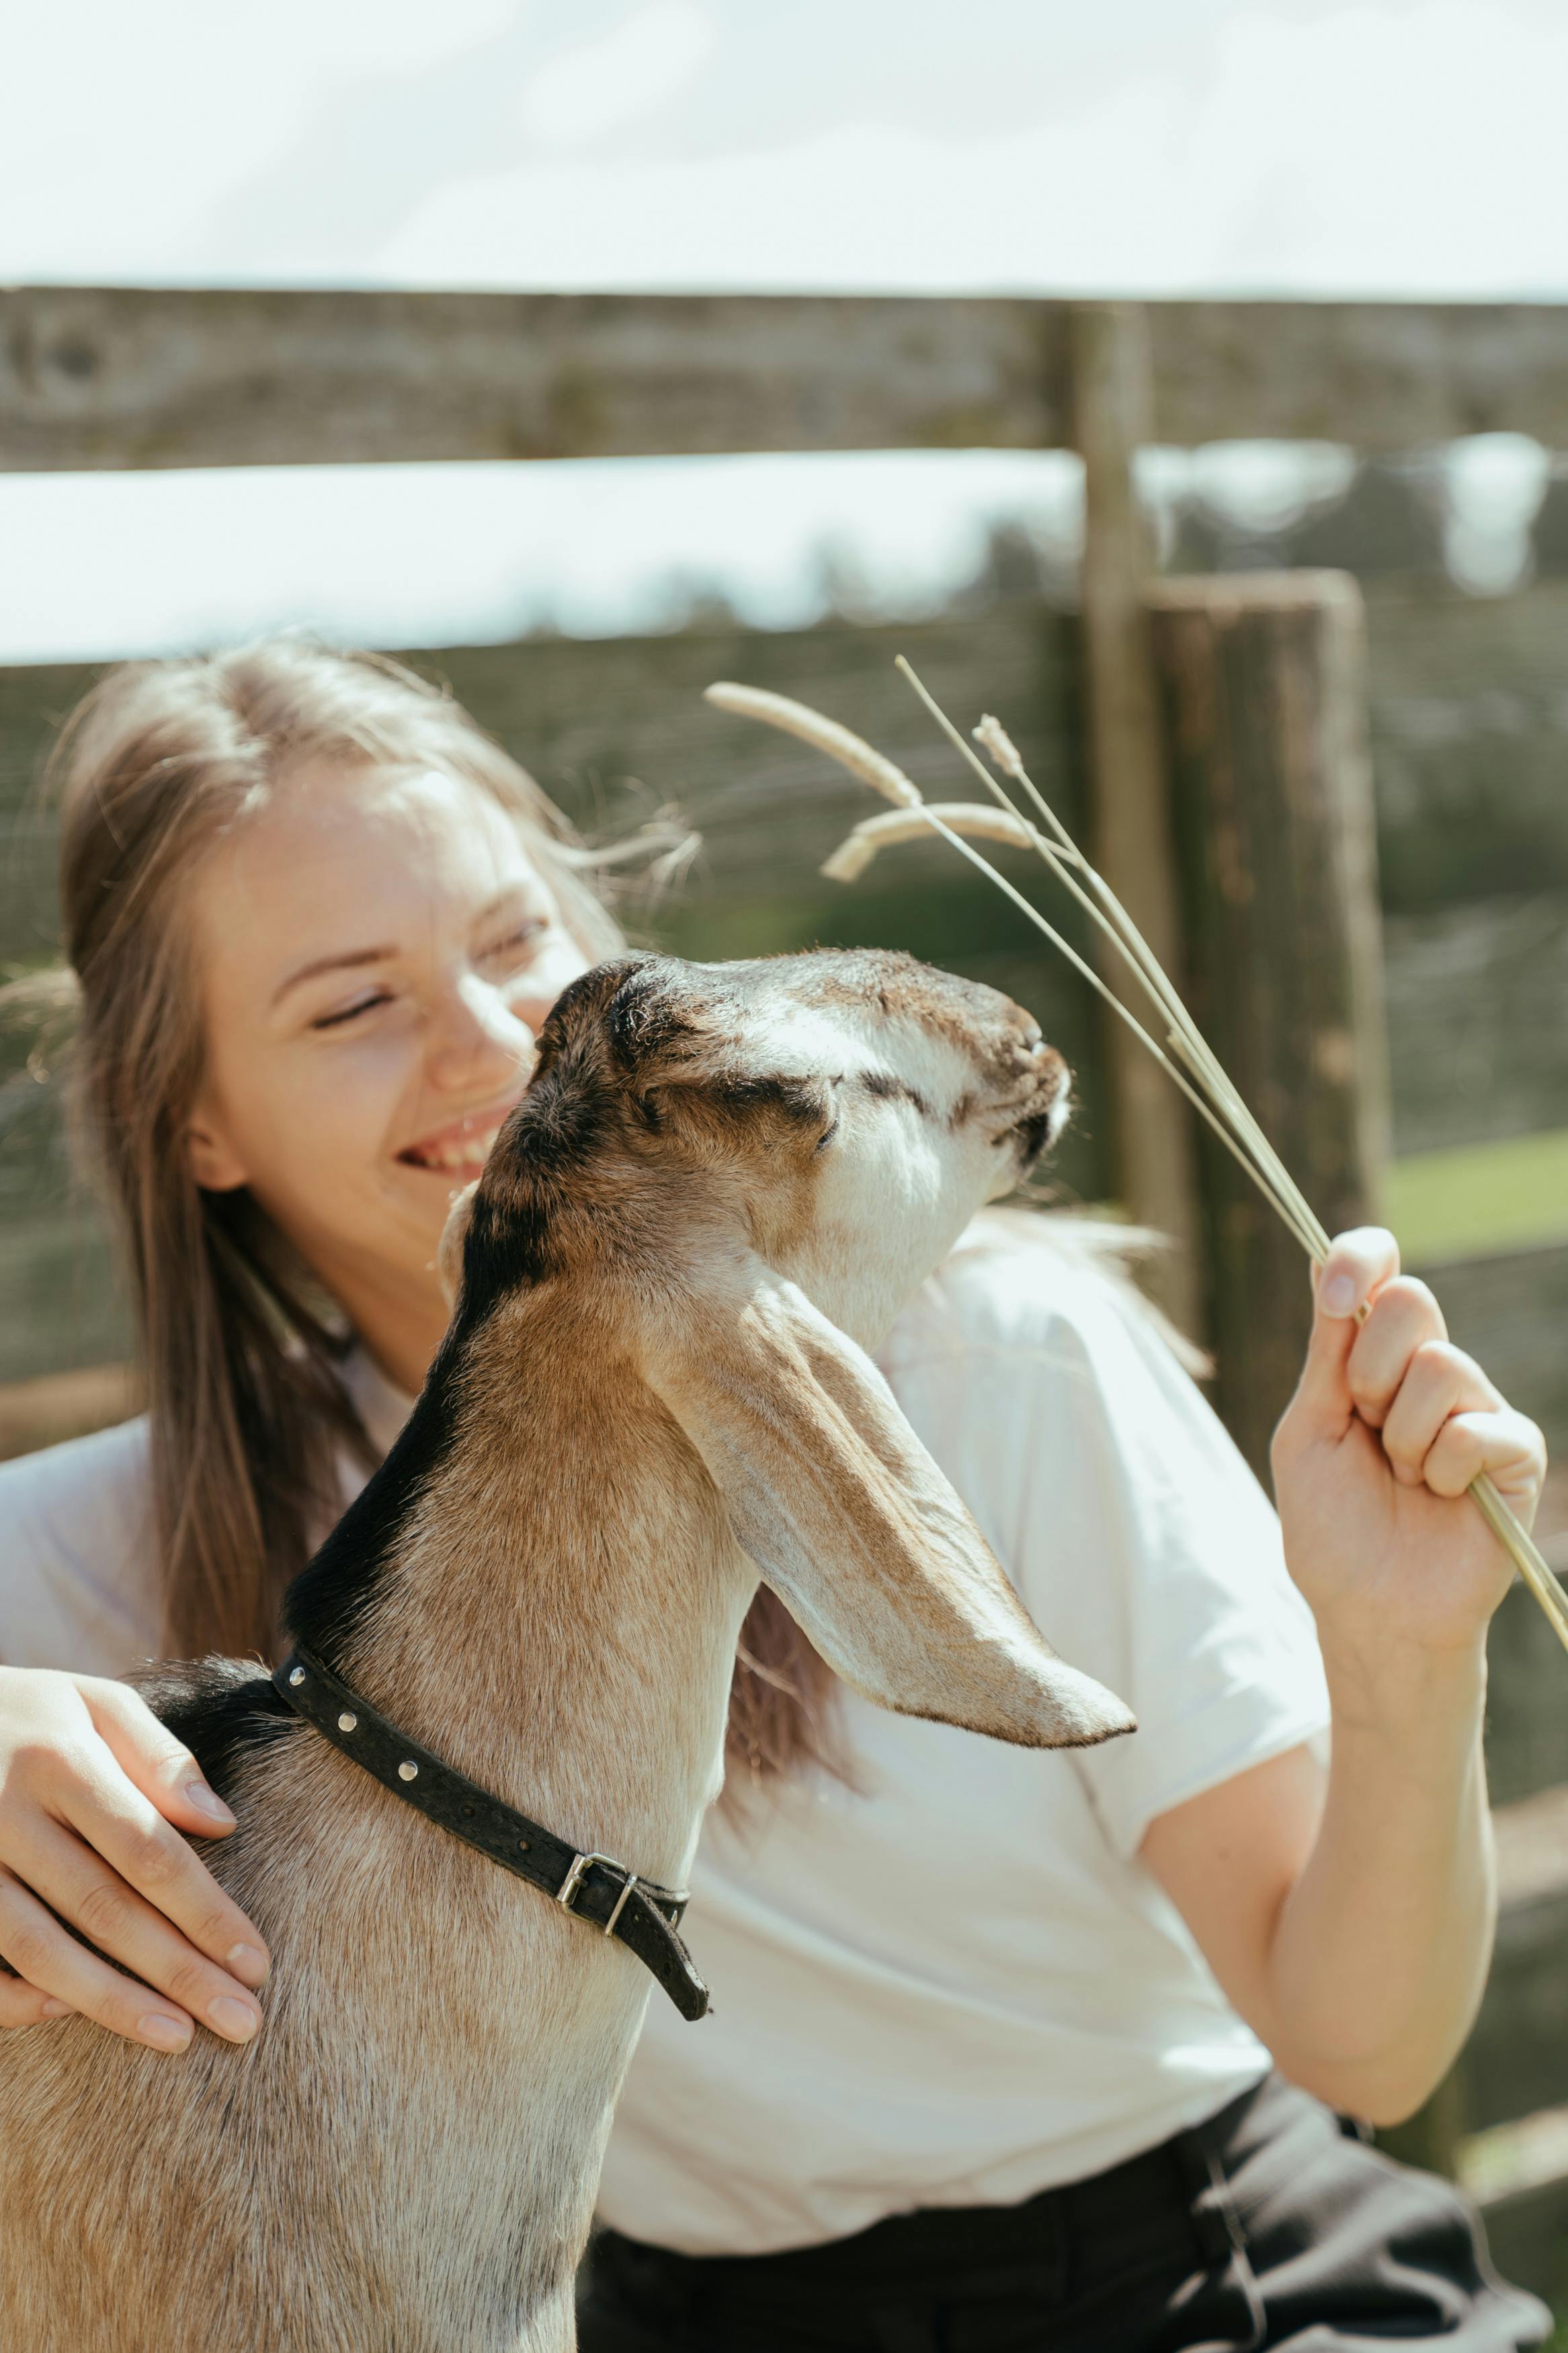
[6,0,1568,2309]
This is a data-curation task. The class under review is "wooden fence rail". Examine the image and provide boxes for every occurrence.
[9,288,1568,469]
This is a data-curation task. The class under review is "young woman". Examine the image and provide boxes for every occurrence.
[0,641,1549,2349]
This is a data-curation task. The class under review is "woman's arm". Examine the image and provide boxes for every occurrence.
[0,1667,270,2050]
[1140,1227,1538,2127]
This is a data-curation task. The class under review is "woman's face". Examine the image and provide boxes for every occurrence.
[185,756,591,1316]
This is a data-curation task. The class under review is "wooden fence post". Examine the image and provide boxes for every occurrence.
[1149,572,1393,1484]
[1069,301,1204,1339]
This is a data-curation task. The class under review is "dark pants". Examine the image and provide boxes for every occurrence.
[578,2075,1551,2350]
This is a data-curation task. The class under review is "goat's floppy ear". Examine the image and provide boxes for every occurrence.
[643,1258,1135,1751]
[437,1181,479,1308]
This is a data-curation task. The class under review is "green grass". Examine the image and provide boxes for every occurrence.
[1388,1127,1568,1267]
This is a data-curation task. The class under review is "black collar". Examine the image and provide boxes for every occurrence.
[271,1644,710,2022]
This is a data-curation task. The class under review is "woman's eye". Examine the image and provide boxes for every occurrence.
[481,920,546,969]
[311,991,390,1031]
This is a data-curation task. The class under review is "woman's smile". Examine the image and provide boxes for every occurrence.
[396,1090,527,1181]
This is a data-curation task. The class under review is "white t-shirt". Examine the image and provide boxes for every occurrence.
[597,1222,1331,2254]
[0,1221,1330,2254]
[0,1347,411,1675]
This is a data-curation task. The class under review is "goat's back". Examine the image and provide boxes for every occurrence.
[0,1659,625,2353]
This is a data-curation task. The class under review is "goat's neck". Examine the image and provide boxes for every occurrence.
[254,1291,752,2336]
[317,1290,752,1893]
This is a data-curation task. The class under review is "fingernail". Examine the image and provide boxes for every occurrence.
[41,1998,71,2019]
[185,1780,236,1827]
[227,1942,269,1987]
[1322,1274,1356,1314]
[207,1995,259,2043]
[141,2014,192,2052]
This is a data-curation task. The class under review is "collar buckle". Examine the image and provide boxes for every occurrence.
[558,1849,641,1938]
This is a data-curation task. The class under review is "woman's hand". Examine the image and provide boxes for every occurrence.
[0,1667,270,2051]
[1272,1226,1545,1688]
[1147,1226,1547,2124]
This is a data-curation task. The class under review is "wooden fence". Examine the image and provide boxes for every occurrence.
[3,286,1568,2295]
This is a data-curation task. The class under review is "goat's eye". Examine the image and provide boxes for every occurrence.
[815,1117,840,1153]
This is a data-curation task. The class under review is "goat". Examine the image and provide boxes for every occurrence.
[0,949,1134,2353]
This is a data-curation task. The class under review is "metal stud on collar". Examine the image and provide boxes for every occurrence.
[398,1761,418,1782]
[337,1712,357,1732]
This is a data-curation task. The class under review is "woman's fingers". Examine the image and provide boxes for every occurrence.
[77,1676,239,1841]
[0,1667,270,2045]
[0,1864,196,2050]
[1376,1340,1497,1484]
[49,1761,270,2005]
[0,1968,71,2029]
[70,1679,269,1989]
[1345,1277,1452,1430]
[1425,1406,1546,1519]
[1286,1229,1405,1440]
[0,1812,263,2047]
[1315,1226,1403,1322]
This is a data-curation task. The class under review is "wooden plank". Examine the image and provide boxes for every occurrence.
[1151,573,1391,1479]
[1383,895,1568,1156]
[1072,305,1202,1337]
[0,288,1065,472]
[0,1362,138,1460]
[1467,1882,1568,2137]
[1417,1239,1568,1461]
[1485,1560,1568,1810]
[1145,299,1568,451]
[8,289,1568,472]
[1365,580,1568,920]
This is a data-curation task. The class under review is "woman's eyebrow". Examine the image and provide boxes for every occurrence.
[474,883,548,926]
[270,888,546,1006]
[271,945,396,1008]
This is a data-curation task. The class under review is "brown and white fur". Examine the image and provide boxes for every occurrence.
[0,949,1134,2353]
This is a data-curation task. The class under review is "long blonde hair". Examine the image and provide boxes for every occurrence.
[32,640,835,1774]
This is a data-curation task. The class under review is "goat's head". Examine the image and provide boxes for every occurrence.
[441,951,1134,1753]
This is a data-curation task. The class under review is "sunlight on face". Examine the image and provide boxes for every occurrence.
[186,757,591,1324]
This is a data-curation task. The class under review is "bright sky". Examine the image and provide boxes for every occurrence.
[5,0,1566,661]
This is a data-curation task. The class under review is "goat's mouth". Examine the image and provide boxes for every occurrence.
[1010,1107,1059,1174]
[1000,1055,1071,1176]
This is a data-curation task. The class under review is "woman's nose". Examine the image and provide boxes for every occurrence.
[427,976,536,1094]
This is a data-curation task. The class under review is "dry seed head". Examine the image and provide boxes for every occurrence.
[974,715,1026,780]
[704,682,923,809]
[822,803,1036,883]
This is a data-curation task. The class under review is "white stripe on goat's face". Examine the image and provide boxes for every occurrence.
[718,966,1069,1349]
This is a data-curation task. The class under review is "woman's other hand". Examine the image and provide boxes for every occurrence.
[1272,1226,1545,1686]
[0,1667,269,2050]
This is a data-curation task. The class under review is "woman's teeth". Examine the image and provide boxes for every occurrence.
[401,1122,505,1173]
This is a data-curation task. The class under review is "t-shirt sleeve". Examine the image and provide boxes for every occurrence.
[0,1417,161,1675]
[880,1234,1331,1858]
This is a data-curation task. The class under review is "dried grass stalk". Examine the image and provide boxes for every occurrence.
[704,682,923,809]
[821,803,1036,882]
[706,665,1568,1662]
